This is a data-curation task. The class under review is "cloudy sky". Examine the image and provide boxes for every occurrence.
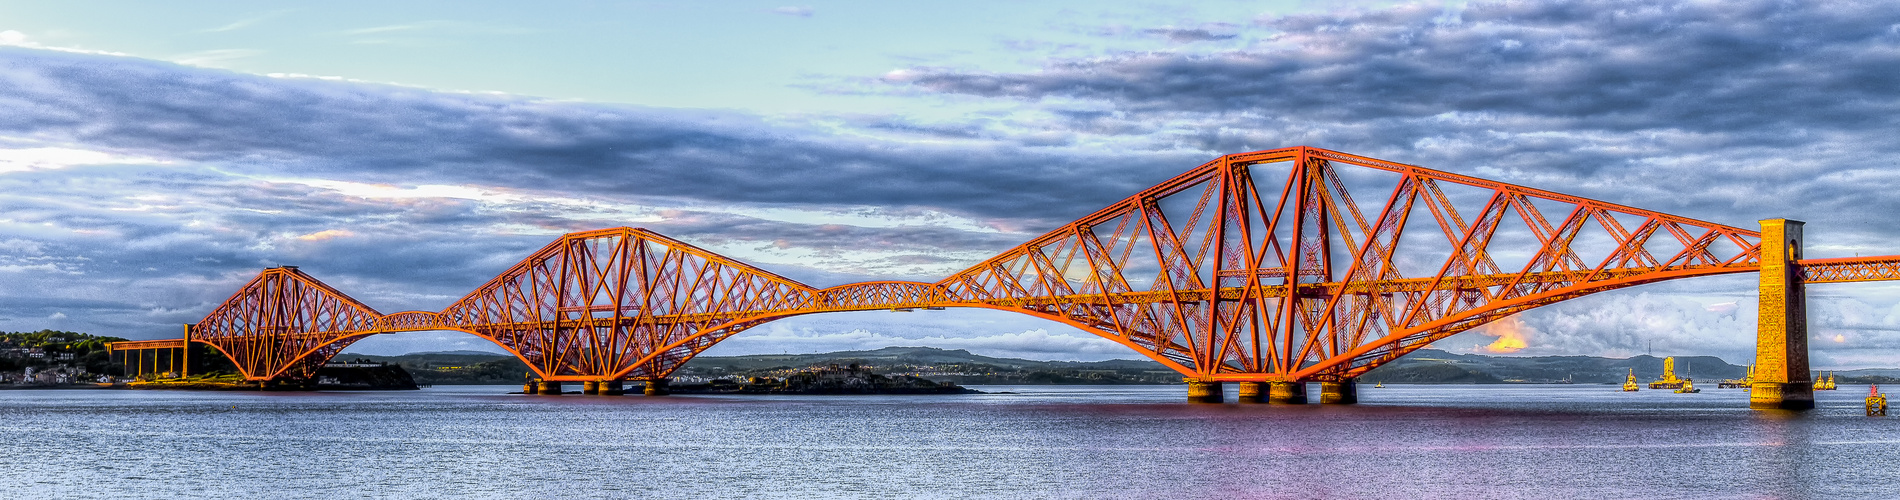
[3,0,1900,367]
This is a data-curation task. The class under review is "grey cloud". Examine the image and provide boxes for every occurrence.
[0,47,1197,223]
[0,157,1058,338]
[884,0,1900,246]
[1142,27,1237,43]
[771,6,815,18]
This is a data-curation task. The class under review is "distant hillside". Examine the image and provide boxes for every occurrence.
[1362,349,1746,384]
[677,346,1184,385]
[340,352,529,385]
[351,347,1847,385]
[681,346,1167,372]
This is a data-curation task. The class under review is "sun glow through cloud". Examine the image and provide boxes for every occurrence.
[1477,316,1534,354]
[294,229,355,241]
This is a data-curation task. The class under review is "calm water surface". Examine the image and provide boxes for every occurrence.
[1,384,1893,499]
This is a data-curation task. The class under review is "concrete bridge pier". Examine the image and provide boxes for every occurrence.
[599,380,624,396]
[1320,380,1358,404]
[643,378,671,396]
[523,380,537,395]
[1269,381,1307,404]
[1752,219,1815,410]
[1186,380,1224,403]
[1236,382,1267,403]
[537,380,564,395]
[583,381,600,395]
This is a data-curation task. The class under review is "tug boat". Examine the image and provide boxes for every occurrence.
[1622,369,1641,392]
[1815,372,1838,390]
[1675,379,1700,394]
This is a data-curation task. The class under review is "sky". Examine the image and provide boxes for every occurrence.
[2,0,1900,367]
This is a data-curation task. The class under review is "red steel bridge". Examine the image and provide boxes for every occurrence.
[112,147,1900,408]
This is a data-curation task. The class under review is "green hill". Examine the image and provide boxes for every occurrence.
[345,346,1806,386]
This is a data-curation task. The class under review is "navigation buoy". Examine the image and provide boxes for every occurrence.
[1868,385,1888,417]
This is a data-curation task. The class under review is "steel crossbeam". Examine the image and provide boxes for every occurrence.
[1798,255,1900,283]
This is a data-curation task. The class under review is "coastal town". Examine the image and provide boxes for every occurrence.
[0,330,121,387]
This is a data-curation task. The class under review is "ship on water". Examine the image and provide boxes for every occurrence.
[1648,357,1691,390]
[1622,368,1641,392]
[1718,365,1753,389]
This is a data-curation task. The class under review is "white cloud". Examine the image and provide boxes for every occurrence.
[0,239,43,255]
[0,30,127,55]
[199,11,294,33]
[171,49,264,68]
[771,6,815,18]
[0,147,168,173]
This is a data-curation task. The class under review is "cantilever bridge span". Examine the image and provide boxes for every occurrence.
[115,147,1900,407]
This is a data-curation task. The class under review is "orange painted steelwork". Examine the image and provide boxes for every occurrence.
[188,266,381,380]
[1798,255,1900,283]
[171,146,1894,384]
[108,339,188,351]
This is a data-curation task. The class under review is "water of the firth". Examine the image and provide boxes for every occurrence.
[1,384,1892,499]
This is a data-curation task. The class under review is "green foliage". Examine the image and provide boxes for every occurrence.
[339,352,534,384]
[0,329,128,353]
[0,330,130,375]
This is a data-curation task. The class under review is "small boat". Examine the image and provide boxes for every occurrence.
[1374,381,1384,388]
[1622,368,1641,392]
[1675,379,1700,393]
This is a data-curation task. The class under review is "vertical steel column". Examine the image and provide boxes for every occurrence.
[1751,219,1814,410]
[181,325,192,378]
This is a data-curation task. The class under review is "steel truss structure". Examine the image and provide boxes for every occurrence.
[177,147,1890,384]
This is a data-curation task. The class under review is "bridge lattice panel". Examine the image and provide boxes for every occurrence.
[437,228,818,381]
[1799,256,1900,283]
[938,147,1763,381]
[192,267,382,380]
[615,281,959,380]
